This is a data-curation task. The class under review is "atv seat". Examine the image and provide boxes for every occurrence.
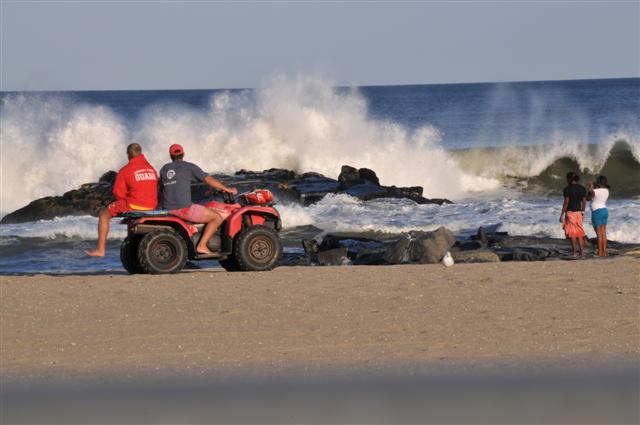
[119,210,170,218]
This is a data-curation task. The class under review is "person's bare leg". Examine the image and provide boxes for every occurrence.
[570,237,578,256]
[578,235,585,256]
[195,209,223,255]
[596,226,602,256]
[598,225,607,257]
[86,209,112,257]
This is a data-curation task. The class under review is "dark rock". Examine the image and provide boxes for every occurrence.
[338,165,362,190]
[317,233,386,259]
[280,252,313,266]
[358,168,380,186]
[99,171,117,185]
[403,186,424,197]
[454,240,485,251]
[318,234,343,251]
[429,198,454,205]
[316,247,350,266]
[495,245,564,262]
[235,168,297,181]
[475,227,488,245]
[409,227,456,264]
[290,175,340,205]
[280,225,324,243]
[1,184,115,224]
[344,183,435,204]
[344,182,388,199]
[383,235,413,264]
[452,250,500,263]
[382,228,455,264]
[338,239,386,258]
[302,239,320,256]
[353,247,389,265]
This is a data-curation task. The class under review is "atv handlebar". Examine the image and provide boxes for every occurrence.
[204,188,238,204]
[221,191,236,204]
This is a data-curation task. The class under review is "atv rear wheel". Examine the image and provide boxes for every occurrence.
[120,235,144,274]
[234,225,282,271]
[138,231,187,274]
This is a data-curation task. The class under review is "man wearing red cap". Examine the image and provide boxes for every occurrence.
[159,144,237,255]
[87,143,158,257]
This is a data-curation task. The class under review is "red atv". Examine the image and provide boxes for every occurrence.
[118,190,283,274]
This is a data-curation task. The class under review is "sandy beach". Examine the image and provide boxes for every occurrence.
[2,257,639,381]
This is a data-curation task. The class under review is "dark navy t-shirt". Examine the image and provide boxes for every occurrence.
[159,160,208,210]
[563,184,587,212]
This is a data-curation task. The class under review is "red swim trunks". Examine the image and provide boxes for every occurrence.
[107,200,131,217]
[169,204,230,223]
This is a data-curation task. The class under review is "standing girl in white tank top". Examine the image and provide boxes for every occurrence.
[588,175,610,257]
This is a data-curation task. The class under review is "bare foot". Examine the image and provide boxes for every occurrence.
[196,246,214,255]
[85,250,105,257]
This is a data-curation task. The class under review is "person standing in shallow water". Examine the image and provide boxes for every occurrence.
[588,175,610,257]
[560,172,587,256]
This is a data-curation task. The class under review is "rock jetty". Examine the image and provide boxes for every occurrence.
[1,166,451,224]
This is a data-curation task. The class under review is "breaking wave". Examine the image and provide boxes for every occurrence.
[453,139,640,197]
[0,95,128,213]
[2,76,639,216]
[1,76,499,214]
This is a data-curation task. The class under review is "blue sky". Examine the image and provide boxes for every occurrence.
[1,1,638,90]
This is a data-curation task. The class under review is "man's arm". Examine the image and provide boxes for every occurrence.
[204,175,237,194]
[112,171,127,200]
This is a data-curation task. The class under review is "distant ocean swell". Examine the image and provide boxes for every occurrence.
[3,76,638,215]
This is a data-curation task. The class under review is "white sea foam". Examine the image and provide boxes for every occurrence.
[1,76,500,214]
[1,197,638,244]
[133,75,500,199]
[0,95,129,213]
[278,195,640,243]
[0,215,127,240]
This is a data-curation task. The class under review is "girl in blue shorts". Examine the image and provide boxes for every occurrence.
[588,176,610,257]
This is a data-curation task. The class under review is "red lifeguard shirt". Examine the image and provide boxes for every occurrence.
[112,154,158,210]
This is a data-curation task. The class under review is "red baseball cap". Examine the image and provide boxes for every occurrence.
[169,144,184,156]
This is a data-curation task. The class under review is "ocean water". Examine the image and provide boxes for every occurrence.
[1,76,639,273]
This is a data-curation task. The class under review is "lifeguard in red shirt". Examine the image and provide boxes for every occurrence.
[86,143,158,257]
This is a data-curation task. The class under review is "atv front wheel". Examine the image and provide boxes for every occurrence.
[137,231,187,274]
[120,235,144,274]
[234,225,282,271]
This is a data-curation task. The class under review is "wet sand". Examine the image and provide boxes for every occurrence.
[2,257,639,381]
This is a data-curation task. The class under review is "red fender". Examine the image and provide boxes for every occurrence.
[225,206,280,238]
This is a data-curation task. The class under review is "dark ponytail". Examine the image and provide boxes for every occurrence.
[596,175,610,189]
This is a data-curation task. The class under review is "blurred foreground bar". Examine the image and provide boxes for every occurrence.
[2,366,639,424]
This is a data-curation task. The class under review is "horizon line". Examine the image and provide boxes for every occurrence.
[1,76,638,94]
